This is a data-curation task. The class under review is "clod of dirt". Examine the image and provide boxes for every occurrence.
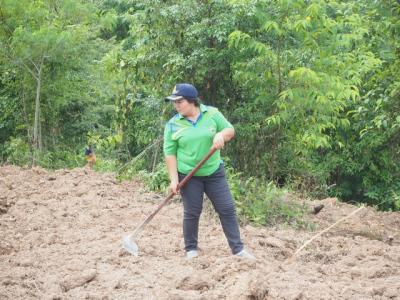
[313,204,325,214]
[59,269,97,292]
[176,274,211,291]
[384,235,394,245]
[0,241,14,255]
[0,199,14,214]
[262,237,285,248]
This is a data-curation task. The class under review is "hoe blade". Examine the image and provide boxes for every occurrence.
[122,235,139,256]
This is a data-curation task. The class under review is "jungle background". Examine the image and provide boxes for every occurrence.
[1,0,399,220]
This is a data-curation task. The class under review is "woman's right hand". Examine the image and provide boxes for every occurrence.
[169,180,179,194]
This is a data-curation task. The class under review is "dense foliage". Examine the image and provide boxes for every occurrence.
[1,0,399,213]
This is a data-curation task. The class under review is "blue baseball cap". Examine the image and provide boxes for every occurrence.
[165,83,199,102]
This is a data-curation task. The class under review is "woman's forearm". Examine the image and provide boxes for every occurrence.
[165,155,179,182]
[220,127,235,142]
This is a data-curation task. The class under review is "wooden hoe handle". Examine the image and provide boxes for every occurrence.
[132,147,217,235]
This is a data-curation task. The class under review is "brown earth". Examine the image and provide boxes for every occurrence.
[0,165,399,299]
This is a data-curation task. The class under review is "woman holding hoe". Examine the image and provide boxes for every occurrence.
[163,83,255,260]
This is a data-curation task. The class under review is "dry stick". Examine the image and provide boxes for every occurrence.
[284,205,365,264]
[288,197,393,263]
[152,107,167,173]
[117,136,162,173]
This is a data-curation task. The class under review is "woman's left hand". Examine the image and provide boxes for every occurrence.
[213,132,225,149]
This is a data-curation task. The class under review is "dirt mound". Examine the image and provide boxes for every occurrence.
[1,165,399,299]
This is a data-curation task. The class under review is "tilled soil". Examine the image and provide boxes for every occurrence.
[0,165,399,299]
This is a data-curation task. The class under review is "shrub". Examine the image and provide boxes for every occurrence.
[225,165,311,229]
[3,137,31,166]
[137,162,170,193]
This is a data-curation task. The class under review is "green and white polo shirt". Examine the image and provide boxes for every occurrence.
[163,104,233,176]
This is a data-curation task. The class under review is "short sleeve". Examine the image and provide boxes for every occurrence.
[163,123,177,156]
[214,110,234,132]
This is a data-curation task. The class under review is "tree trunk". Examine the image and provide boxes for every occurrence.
[33,76,41,149]
[32,58,44,165]
[33,63,42,151]
[21,85,32,144]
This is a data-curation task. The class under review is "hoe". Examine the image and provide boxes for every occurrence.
[123,147,217,256]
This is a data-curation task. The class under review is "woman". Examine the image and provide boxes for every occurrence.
[163,83,255,260]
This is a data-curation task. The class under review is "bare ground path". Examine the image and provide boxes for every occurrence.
[0,165,399,299]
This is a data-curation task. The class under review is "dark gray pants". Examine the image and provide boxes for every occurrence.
[178,164,244,254]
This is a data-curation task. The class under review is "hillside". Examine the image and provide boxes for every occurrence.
[0,165,399,299]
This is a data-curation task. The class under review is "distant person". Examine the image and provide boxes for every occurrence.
[163,83,255,260]
[85,146,96,169]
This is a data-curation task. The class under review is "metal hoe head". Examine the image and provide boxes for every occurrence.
[122,234,139,256]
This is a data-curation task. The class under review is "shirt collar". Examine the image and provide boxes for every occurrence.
[178,104,208,119]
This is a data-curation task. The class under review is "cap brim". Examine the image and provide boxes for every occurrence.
[165,95,184,102]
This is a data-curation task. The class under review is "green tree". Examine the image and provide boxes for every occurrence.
[0,0,107,162]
